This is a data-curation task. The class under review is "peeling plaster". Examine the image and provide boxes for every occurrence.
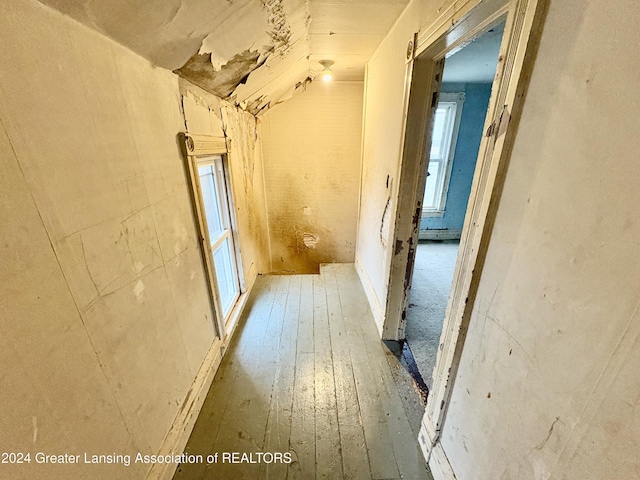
[220,103,259,190]
[303,233,319,249]
[37,0,406,116]
[175,49,268,99]
[174,0,295,106]
[262,0,292,56]
[380,196,392,248]
[243,95,268,115]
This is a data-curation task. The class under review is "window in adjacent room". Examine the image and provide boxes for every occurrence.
[423,92,465,216]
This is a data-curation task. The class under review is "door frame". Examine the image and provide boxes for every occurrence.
[378,0,547,468]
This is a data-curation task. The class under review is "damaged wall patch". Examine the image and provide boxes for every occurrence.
[303,233,319,249]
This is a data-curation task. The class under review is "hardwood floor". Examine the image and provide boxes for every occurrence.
[173,264,431,480]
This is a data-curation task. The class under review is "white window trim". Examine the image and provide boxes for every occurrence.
[196,156,242,321]
[180,133,247,341]
[422,92,465,218]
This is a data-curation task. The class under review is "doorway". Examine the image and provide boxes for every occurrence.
[375,0,545,468]
[405,22,506,387]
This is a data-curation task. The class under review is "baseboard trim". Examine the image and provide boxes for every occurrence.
[222,289,250,348]
[419,229,462,240]
[355,253,385,334]
[419,414,456,480]
[145,335,223,480]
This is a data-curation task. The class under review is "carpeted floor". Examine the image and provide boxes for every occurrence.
[405,240,460,388]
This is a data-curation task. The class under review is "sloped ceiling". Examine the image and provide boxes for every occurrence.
[37,0,409,114]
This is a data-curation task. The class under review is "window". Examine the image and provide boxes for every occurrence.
[423,93,465,216]
[197,157,241,320]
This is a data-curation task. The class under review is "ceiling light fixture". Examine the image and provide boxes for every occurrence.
[319,60,334,82]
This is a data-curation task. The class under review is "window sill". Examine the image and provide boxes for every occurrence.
[422,209,445,218]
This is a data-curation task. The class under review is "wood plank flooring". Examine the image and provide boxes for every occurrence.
[173,264,431,480]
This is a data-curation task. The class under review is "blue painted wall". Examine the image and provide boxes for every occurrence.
[421,82,492,232]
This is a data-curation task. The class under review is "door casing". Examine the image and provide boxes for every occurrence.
[376,0,548,467]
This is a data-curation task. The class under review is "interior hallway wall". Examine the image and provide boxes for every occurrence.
[420,82,492,233]
[0,1,260,478]
[260,81,364,273]
[438,1,640,478]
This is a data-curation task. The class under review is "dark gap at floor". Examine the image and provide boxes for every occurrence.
[384,339,429,405]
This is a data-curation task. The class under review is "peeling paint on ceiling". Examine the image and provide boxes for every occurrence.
[37,0,410,114]
[176,49,267,99]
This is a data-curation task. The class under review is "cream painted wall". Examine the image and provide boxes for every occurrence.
[260,81,364,273]
[439,1,640,478]
[0,1,234,478]
[355,0,451,329]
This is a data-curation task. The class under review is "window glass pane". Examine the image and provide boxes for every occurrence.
[425,100,459,212]
[424,160,441,209]
[430,107,448,158]
[213,237,238,317]
[198,165,223,241]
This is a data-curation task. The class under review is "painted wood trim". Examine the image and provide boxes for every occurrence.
[180,133,247,334]
[185,148,225,339]
[416,0,509,60]
[415,0,477,55]
[183,133,228,156]
[221,287,250,346]
[384,55,443,340]
[425,0,547,458]
[428,441,457,480]
[437,93,466,214]
[418,229,463,240]
[145,336,223,480]
[220,147,247,295]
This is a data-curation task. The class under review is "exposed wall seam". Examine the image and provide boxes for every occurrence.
[256,123,274,272]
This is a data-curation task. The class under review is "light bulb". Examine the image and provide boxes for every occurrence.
[319,60,334,83]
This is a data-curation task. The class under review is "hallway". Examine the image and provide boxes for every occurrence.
[174,264,431,480]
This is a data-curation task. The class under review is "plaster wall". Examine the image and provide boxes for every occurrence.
[421,83,492,233]
[260,81,364,273]
[0,1,221,477]
[437,1,640,478]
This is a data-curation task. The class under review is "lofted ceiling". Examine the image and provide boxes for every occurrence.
[38,0,410,114]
